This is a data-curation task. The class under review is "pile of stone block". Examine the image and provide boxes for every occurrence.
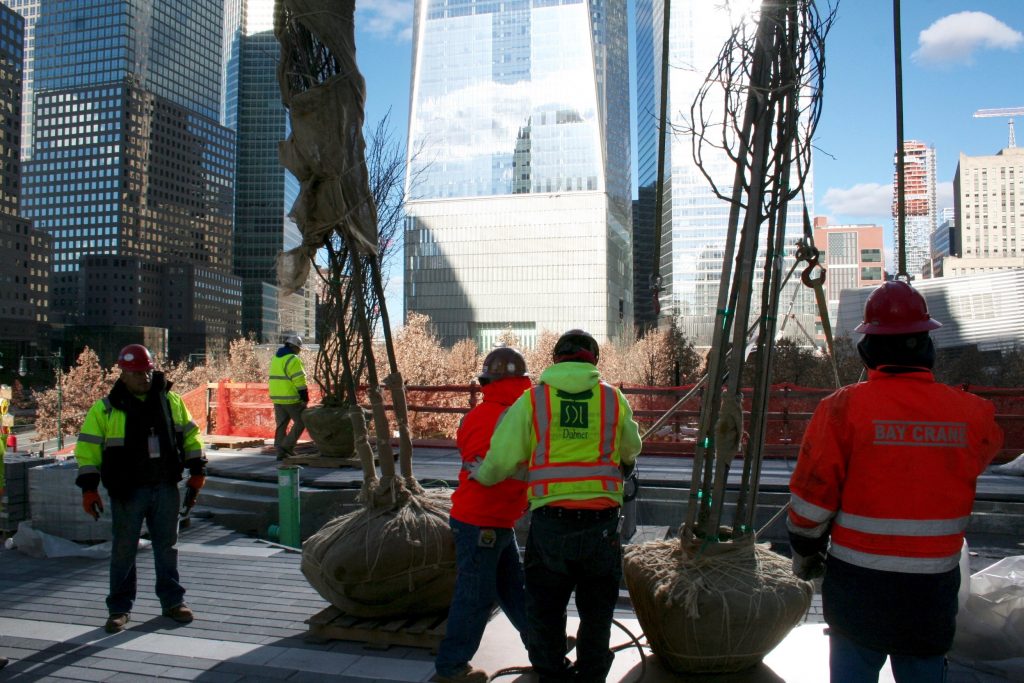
[1,454,56,534]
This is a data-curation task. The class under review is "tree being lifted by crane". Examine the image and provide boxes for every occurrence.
[624,0,837,673]
[973,107,1024,149]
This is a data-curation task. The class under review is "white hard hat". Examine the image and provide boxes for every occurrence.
[284,334,303,348]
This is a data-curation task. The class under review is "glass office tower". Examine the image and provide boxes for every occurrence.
[231,0,305,341]
[635,0,816,347]
[404,0,633,348]
[21,0,241,359]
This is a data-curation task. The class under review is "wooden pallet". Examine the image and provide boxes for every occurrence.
[305,605,448,650]
[206,435,267,449]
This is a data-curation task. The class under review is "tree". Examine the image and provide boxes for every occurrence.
[34,347,117,442]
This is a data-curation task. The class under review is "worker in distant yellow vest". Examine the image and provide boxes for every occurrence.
[269,333,308,460]
[473,329,642,682]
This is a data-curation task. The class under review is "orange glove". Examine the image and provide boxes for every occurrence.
[82,490,103,519]
[187,474,206,491]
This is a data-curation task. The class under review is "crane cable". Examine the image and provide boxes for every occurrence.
[893,0,908,280]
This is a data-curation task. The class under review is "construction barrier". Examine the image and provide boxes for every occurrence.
[193,381,1024,463]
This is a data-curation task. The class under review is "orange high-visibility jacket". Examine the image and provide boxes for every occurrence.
[788,369,1003,573]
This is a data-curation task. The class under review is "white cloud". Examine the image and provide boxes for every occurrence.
[356,0,414,42]
[913,11,1022,66]
[822,182,893,218]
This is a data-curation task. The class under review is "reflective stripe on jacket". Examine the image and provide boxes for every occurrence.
[478,362,642,509]
[75,386,204,494]
[788,369,1003,574]
[268,352,306,404]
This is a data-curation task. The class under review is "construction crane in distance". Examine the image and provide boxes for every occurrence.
[973,107,1024,149]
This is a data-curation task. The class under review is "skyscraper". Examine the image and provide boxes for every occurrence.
[812,217,884,330]
[230,0,308,342]
[20,0,241,359]
[635,0,816,347]
[891,140,937,278]
[403,0,633,348]
[0,2,50,353]
[0,0,38,161]
[946,146,1024,277]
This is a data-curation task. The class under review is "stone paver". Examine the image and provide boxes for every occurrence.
[0,513,1020,682]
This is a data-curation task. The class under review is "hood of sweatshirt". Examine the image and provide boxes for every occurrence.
[537,361,600,394]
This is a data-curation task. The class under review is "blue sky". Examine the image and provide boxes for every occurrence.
[352,0,1024,314]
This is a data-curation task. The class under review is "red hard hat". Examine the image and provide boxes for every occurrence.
[853,281,942,335]
[117,344,154,371]
[479,346,527,382]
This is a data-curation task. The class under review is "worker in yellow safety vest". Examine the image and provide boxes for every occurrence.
[472,329,642,682]
[268,333,308,460]
[75,344,207,634]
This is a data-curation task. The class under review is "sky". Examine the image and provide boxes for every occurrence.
[350,0,1024,316]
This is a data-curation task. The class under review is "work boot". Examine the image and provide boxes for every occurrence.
[104,613,130,633]
[431,665,488,683]
[162,603,194,624]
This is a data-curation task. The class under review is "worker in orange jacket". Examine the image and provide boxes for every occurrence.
[788,281,1003,683]
[433,347,533,683]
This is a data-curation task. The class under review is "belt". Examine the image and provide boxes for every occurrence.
[534,505,621,521]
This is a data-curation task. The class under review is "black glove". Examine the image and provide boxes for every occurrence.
[792,550,827,580]
[298,388,309,404]
[621,461,638,502]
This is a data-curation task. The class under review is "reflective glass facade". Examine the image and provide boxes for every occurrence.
[232,0,305,341]
[20,0,240,358]
[1,0,38,160]
[405,0,632,347]
[0,3,50,350]
[635,0,816,347]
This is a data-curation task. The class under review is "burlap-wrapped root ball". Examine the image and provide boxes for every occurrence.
[302,487,457,618]
[623,535,812,673]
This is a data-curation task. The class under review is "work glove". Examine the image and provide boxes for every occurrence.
[298,389,309,406]
[82,490,104,520]
[187,474,206,491]
[621,461,639,502]
[464,457,482,480]
[792,550,827,581]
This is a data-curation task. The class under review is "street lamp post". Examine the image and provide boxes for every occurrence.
[19,351,64,450]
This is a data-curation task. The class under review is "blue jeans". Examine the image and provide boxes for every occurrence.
[524,508,622,683]
[435,517,528,677]
[107,482,184,615]
[830,631,947,683]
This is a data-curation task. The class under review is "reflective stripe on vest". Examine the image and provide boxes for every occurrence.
[528,383,622,497]
[829,543,961,574]
[835,511,969,537]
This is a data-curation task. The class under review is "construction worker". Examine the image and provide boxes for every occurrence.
[787,281,1003,683]
[433,346,533,683]
[473,329,642,682]
[75,344,207,634]
[269,333,308,460]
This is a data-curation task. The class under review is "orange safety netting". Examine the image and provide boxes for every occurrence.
[189,382,1024,462]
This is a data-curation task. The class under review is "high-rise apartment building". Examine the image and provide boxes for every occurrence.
[19,0,241,360]
[404,0,633,348]
[229,0,309,342]
[635,0,815,347]
[945,146,1024,277]
[0,3,49,355]
[891,140,937,277]
[812,217,884,330]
